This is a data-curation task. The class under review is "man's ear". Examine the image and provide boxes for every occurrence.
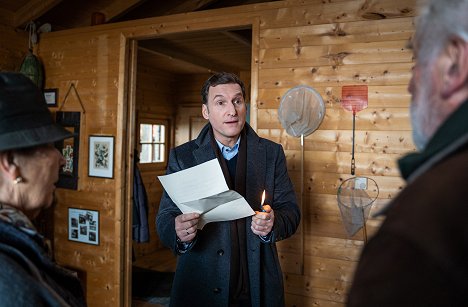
[202,104,209,120]
[441,37,468,98]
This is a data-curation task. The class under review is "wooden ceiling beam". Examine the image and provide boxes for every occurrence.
[138,47,213,73]
[138,42,237,73]
[164,0,219,15]
[85,0,145,26]
[221,31,251,48]
[13,0,62,28]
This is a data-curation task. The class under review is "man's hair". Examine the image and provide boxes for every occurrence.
[200,72,246,105]
[414,0,468,63]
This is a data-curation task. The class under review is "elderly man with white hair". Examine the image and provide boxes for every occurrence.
[347,0,468,306]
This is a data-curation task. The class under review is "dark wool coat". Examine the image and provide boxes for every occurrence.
[156,123,300,307]
[347,100,468,306]
[0,221,86,307]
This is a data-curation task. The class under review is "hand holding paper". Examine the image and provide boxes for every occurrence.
[158,159,255,229]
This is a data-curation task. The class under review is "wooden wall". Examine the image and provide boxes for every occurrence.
[256,2,416,305]
[132,64,176,258]
[0,24,28,71]
[174,74,210,146]
[36,0,417,306]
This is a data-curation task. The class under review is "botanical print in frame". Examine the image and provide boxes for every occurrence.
[88,135,114,178]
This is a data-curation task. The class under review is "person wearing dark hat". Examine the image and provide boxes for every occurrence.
[0,72,86,306]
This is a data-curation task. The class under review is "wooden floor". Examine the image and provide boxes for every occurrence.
[133,248,177,272]
[132,248,177,307]
[132,299,166,307]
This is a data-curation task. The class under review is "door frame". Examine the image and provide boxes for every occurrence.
[119,17,261,306]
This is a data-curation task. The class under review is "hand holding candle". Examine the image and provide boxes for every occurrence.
[251,190,275,236]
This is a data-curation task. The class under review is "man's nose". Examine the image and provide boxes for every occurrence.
[57,149,66,166]
[227,101,238,115]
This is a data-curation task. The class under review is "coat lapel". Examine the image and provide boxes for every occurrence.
[245,125,266,207]
[193,123,216,165]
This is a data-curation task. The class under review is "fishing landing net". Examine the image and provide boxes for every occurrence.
[337,176,379,243]
[277,85,325,273]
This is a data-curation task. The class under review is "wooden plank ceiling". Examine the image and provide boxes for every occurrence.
[0,0,278,74]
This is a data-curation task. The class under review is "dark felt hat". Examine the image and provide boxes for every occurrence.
[0,72,73,151]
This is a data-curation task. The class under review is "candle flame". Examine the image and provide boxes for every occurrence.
[261,190,265,206]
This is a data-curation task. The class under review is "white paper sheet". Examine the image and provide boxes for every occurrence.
[158,159,255,229]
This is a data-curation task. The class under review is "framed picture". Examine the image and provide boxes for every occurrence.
[88,135,114,178]
[68,208,99,245]
[55,112,80,190]
[44,88,58,107]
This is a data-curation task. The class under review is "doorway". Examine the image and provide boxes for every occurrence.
[124,24,257,306]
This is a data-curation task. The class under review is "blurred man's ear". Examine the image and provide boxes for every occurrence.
[441,37,468,99]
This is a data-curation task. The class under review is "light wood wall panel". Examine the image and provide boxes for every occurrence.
[256,3,416,303]
[258,86,411,109]
[36,0,418,306]
[173,74,209,146]
[260,17,415,48]
[258,129,414,154]
[40,29,123,306]
[132,64,176,259]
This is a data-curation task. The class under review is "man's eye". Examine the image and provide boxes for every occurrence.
[215,100,225,106]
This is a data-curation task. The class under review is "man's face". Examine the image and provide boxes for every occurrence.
[408,44,445,151]
[408,61,434,151]
[202,83,246,147]
[14,144,65,219]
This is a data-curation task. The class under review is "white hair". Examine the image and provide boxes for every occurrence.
[414,0,468,63]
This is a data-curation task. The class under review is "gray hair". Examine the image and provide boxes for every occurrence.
[414,0,468,63]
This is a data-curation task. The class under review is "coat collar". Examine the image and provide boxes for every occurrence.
[192,122,264,205]
[193,123,261,162]
[398,99,468,182]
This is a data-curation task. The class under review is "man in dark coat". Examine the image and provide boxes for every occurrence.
[157,72,300,307]
[347,0,468,306]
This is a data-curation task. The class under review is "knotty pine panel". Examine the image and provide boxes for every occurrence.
[258,85,411,109]
[260,0,417,29]
[258,107,412,131]
[304,235,363,262]
[260,40,412,68]
[289,170,405,199]
[173,73,211,104]
[284,149,402,177]
[133,66,176,258]
[260,17,415,49]
[258,62,412,89]
[284,271,351,304]
[258,129,415,154]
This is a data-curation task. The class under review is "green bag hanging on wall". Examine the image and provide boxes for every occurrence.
[19,50,44,90]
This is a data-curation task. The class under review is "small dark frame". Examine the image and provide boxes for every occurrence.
[55,111,81,190]
[44,88,58,107]
[68,208,99,245]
